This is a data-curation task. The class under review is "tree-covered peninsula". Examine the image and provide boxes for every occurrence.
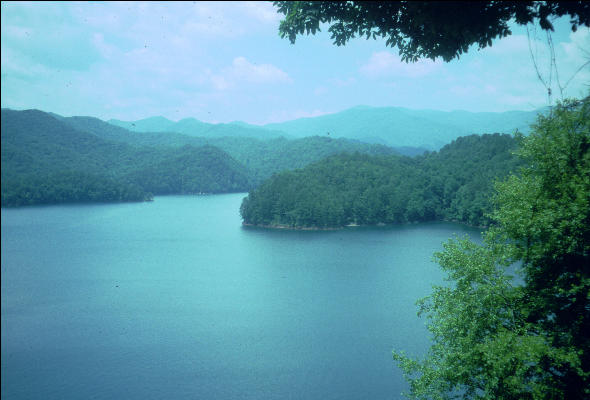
[240,133,521,228]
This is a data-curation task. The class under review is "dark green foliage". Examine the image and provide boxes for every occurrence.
[394,236,565,400]
[1,109,252,207]
[1,109,131,175]
[222,136,396,185]
[274,1,589,62]
[1,108,395,207]
[491,97,590,398]
[1,171,147,206]
[393,97,590,399]
[123,145,251,195]
[422,133,522,226]
[58,115,398,186]
[240,133,520,228]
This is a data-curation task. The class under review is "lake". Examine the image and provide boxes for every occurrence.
[1,193,482,400]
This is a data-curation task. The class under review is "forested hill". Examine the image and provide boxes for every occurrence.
[171,136,398,184]
[1,108,398,207]
[2,108,523,213]
[55,114,399,185]
[240,133,522,228]
[263,105,540,149]
[1,109,251,206]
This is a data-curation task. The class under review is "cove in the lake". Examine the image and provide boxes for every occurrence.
[1,193,482,400]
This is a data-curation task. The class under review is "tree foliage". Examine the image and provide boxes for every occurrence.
[274,1,590,62]
[491,96,590,397]
[240,133,520,228]
[0,108,403,207]
[393,97,590,399]
[1,109,252,206]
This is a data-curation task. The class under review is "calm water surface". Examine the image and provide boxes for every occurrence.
[1,194,482,400]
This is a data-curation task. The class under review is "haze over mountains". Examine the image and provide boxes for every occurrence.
[110,105,542,150]
[109,116,287,141]
[1,108,392,206]
[2,104,542,207]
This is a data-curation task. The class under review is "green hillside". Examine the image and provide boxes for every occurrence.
[62,115,399,185]
[2,108,395,207]
[2,107,528,213]
[240,133,522,228]
[123,145,251,195]
[2,109,133,175]
[1,109,252,206]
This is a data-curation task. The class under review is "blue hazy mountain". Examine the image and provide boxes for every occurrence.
[108,116,287,140]
[262,105,542,149]
[109,105,540,150]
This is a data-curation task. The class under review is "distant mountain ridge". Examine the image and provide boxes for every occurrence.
[54,111,399,184]
[111,105,542,150]
[263,106,542,149]
[1,105,543,207]
[1,108,401,206]
[108,116,287,140]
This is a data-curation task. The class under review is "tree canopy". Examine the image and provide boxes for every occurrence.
[0,109,252,206]
[274,1,590,61]
[393,96,590,399]
[240,133,521,228]
[1,108,402,207]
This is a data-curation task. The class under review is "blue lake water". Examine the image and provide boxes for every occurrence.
[1,193,482,399]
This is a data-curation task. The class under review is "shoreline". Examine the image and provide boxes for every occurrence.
[242,219,489,231]
[241,223,342,231]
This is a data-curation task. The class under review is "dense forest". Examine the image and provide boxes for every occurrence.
[2,108,523,219]
[1,109,251,206]
[57,113,400,183]
[1,108,399,206]
[240,133,521,228]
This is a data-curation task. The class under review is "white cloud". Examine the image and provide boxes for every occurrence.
[562,28,589,60]
[486,33,532,54]
[0,45,54,79]
[210,57,292,90]
[449,85,475,96]
[92,33,115,59]
[3,25,32,39]
[314,86,328,96]
[210,74,230,91]
[232,57,292,83]
[484,84,497,94]
[485,26,589,99]
[329,77,356,87]
[238,1,282,24]
[360,51,442,78]
[559,28,590,89]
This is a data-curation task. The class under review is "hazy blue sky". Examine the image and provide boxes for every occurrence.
[2,1,589,124]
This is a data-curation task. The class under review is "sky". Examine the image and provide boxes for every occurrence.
[1,1,589,125]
